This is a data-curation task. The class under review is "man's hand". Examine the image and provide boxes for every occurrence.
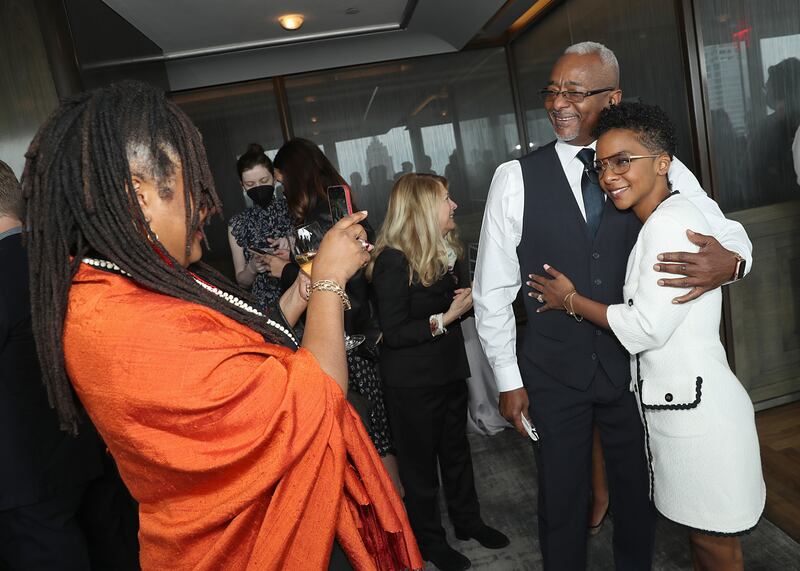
[499,387,530,438]
[654,229,738,304]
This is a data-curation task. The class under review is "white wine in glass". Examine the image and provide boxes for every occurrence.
[289,222,324,276]
[294,251,317,275]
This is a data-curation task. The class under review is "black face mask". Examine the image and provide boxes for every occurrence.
[246,184,275,209]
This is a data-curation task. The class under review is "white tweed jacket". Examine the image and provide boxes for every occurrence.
[608,193,716,414]
[607,193,765,533]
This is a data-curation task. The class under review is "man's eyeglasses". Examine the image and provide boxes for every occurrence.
[538,87,615,103]
[587,152,661,183]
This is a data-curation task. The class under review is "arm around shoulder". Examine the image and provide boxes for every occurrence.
[669,157,753,273]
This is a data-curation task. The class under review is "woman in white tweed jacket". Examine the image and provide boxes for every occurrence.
[529,102,765,570]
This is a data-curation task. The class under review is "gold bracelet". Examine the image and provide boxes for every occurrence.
[564,291,584,323]
[562,289,577,311]
[309,279,351,311]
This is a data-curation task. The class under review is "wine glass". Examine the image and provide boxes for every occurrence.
[289,222,364,352]
[289,221,323,276]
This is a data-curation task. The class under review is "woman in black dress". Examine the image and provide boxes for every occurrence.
[368,173,508,571]
[272,138,400,491]
[227,143,292,309]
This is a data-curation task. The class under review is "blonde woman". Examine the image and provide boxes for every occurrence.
[368,174,508,571]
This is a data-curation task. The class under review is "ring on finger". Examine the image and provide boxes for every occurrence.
[537,294,544,303]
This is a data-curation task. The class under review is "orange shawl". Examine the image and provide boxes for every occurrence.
[63,265,422,570]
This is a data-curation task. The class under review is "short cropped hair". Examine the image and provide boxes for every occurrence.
[592,101,677,158]
[564,41,619,85]
[0,160,23,219]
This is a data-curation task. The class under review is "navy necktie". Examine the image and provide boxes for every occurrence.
[576,148,604,239]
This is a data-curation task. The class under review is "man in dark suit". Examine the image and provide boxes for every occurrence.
[0,160,104,569]
[473,42,753,570]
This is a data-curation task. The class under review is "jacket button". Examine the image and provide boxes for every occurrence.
[593,278,602,286]
[591,353,597,360]
[592,252,600,260]
[665,393,673,402]
[628,299,633,306]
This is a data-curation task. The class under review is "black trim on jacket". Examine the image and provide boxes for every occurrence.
[636,355,704,410]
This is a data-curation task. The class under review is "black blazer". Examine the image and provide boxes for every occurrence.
[371,248,470,388]
[0,232,102,510]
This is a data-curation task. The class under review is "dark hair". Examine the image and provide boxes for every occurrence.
[22,80,288,434]
[236,143,273,181]
[592,101,677,158]
[0,160,23,219]
[765,57,800,127]
[273,138,346,222]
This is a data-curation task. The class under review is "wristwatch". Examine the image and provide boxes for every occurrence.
[732,253,746,282]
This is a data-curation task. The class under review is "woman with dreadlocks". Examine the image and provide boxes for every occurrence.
[22,80,422,571]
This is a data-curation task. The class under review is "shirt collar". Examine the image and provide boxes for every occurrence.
[0,226,23,242]
[554,139,597,170]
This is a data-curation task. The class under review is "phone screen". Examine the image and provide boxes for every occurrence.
[327,185,353,225]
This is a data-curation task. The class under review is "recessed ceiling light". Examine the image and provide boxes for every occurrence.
[278,14,304,30]
[310,116,318,123]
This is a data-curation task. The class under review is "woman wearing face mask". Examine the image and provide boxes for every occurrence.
[227,143,292,309]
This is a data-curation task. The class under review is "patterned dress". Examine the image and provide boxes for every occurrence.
[229,195,292,310]
[347,351,393,456]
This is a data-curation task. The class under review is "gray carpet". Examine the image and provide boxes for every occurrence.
[427,429,800,570]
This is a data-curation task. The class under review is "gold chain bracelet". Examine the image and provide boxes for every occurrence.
[309,279,351,311]
[563,290,583,323]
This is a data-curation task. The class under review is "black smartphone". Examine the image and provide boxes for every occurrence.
[248,246,275,256]
[327,185,353,225]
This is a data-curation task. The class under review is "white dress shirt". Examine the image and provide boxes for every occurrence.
[473,140,754,393]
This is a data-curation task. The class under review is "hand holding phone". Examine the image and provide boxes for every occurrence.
[248,246,275,257]
[327,185,353,225]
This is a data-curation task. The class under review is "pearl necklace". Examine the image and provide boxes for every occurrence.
[81,257,297,346]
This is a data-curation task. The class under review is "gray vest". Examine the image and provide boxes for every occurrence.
[517,142,641,390]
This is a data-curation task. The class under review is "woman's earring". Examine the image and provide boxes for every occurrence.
[143,217,159,241]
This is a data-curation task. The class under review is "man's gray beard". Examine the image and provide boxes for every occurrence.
[553,127,579,143]
[549,119,579,143]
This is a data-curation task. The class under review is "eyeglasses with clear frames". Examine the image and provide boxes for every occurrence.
[537,87,615,103]
[587,152,661,183]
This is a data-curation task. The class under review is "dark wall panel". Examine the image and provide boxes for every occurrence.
[0,0,59,178]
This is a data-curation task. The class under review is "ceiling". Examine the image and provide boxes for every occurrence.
[78,0,544,91]
[102,0,411,57]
